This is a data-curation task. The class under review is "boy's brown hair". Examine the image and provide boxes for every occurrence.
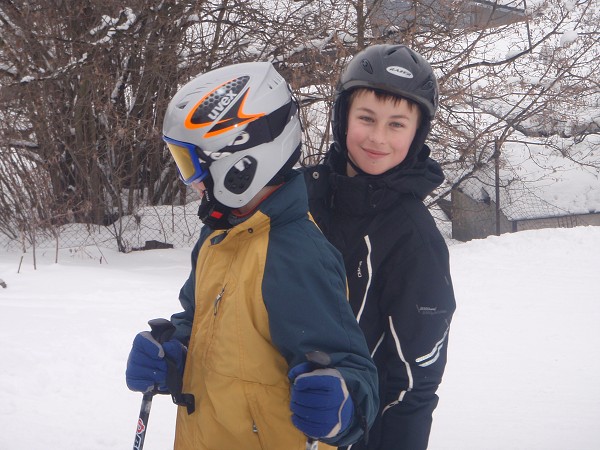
[348,88,422,125]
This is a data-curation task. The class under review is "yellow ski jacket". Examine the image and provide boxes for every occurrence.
[170,172,378,450]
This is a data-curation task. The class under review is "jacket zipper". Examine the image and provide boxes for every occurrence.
[213,286,225,316]
[204,286,226,364]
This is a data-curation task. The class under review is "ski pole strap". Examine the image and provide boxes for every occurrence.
[164,353,195,415]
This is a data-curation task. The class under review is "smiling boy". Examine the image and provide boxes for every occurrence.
[304,44,456,450]
[345,89,421,176]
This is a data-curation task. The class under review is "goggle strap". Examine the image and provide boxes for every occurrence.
[219,100,296,154]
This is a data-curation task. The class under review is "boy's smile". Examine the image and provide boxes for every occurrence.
[345,89,419,176]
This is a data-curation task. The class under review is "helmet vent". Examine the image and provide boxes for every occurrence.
[268,74,284,89]
[361,59,373,74]
[224,156,257,194]
[176,101,189,109]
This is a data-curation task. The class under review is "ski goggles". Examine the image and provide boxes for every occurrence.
[163,136,209,185]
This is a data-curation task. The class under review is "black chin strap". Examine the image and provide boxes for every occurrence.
[197,179,235,230]
[197,199,234,230]
[346,154,370,176]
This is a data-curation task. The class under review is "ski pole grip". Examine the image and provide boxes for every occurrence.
[304,351,333,450]
[147,317,195,413]
[148,318,176,345]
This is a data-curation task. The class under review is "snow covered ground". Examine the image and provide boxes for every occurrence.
[1,226,599,450]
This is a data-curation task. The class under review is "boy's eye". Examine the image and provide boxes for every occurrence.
[390,121,405,129]
[358,115,374,123]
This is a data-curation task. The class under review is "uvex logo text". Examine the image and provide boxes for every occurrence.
[207,90,238,120]
[185,76,265,138]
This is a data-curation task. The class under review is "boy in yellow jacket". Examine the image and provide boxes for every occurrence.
[126,62,378,450]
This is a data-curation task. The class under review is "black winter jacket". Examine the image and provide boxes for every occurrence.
[304,145,456,450]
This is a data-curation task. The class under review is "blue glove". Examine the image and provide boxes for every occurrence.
[289,362,354,439]
[126,331,185,394]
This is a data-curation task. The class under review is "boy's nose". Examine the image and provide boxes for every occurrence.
[368,125,386,144]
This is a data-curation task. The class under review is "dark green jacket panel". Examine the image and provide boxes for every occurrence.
[262,173,379,447]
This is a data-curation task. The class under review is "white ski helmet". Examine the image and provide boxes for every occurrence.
[163,62,302,208]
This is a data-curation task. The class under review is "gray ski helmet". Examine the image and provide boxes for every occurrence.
[332,45,439,160]
[163,62,301,208]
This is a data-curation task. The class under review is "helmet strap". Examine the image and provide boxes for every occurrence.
[347,153,370,176]
[197,199,234,230]
[397,117,431,170]
[196,177,234,230]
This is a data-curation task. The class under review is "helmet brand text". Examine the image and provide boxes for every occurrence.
[208,91,238,120]
[386,66,413,78]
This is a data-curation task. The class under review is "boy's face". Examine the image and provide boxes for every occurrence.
[345,90,419,176]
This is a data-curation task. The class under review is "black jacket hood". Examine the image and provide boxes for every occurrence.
[324,143,444,215]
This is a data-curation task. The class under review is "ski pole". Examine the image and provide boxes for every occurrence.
[133,318,176,450]
[304,351,332,450]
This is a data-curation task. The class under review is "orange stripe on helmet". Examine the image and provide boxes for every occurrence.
[184,79,265,138]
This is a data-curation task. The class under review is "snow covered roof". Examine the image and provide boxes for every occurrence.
[454,137,600,221]
[371,0,527,31]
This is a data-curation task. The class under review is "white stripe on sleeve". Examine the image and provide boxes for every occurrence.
[382,315,413,414]
[415,326,449,367]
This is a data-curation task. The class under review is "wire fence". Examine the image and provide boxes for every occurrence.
[0,200,204,254]
[2,173,592,254]
[0,199,461,258]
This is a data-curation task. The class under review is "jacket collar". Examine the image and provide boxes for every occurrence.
[252,170,308,229]
[206,170,308,240]
[325,144,445,215]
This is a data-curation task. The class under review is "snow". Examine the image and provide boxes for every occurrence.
[1,226,599,449]
[499,140,600,217]
[560,30,579,47]
[451,136,600,221]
